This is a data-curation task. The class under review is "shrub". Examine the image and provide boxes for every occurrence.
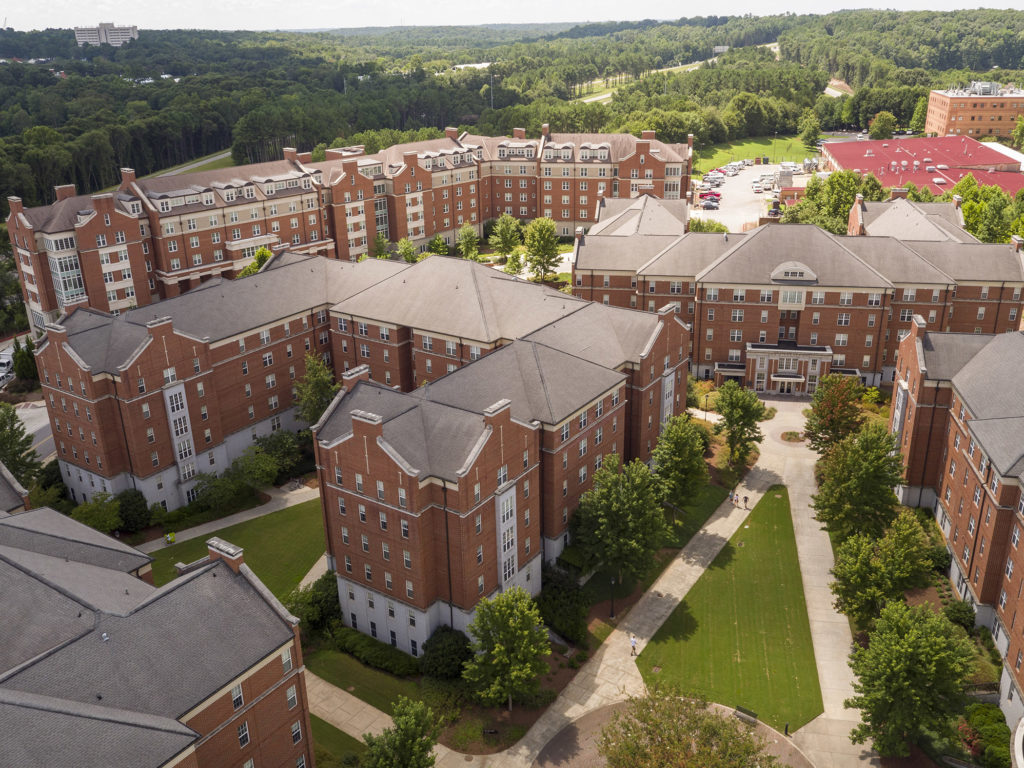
[115,489,151,533]
[420,625,472,680]
[330,622,420,677]
[965,702,1011,768]
[285,572,342,644]
[535,566,589,646]
[515,687,557,708]
[419,676,471,726]
[928,544,952,573]
[567,650,589,669]
[944,600,976,632]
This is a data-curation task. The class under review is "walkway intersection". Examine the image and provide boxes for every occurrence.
[304,398,880,767]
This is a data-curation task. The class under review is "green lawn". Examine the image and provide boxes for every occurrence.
[311,714,365,767]
[666,484,730,548]
[694,135,817,177]
[149,499,324,599]
[306,649,421,715]
[637,485,823,730]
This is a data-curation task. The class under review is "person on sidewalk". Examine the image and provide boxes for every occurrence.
[630,634,638,656]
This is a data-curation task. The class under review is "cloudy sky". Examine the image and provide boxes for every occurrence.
[6,0,1021,32]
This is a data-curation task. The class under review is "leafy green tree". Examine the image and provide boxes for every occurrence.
[426,234,448,256]
[524,217,561,279]
[600,686,778,768]
[571,454,668,583]
[687,218,728,233]
[462,586,550,711]
[363,696,440,768]
[228,445,279,490]
[909,96,928,134]
[869,110,898,140]
[71,492,122,534]
[830,510,933,627]
[236,246,273,278]
[857,173,887,202]
[652,415,709,509]
[847,601,974,757]
[255,430,301,479]
[813,423,904,541]
[295,352,340,425]
[798,108,820,147]
[712,381,765,469]
[487,213,522,257]
[420,625,473,680]
[803,374,865,455]
[114,488,151,533]
[456,223,480,260]
[1013,116,1024,150]
[285,571,342,643]
[13,336,39,383]
[0,401,40,486]
[372,232,390,259]
[502,250,523,275]
[395,237,418,263]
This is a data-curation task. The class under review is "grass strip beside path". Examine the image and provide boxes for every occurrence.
[148,499,325,599]
[311,714,366,767]
[306,650,421,716]
[637,485,823,731]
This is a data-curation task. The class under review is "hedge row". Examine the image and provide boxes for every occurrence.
[330,622,421,677]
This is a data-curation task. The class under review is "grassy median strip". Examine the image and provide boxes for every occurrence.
[637,485,823,731]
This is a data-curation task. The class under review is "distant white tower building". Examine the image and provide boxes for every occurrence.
[74,23,139,47]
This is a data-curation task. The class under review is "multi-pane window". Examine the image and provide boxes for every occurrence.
[231,684,244,709]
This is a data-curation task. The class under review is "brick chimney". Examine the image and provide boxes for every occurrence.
[636,139,651,156]
[207,537,245,573]
[282,147,298,162]
[342,364,371,387]
[889,187,908,200]
[297,151,312,164]
[513,127,526,140]
[54,184,76,202]
[574,226,584,245]
[7,197,22,216]
[641,130,656,140]
[953,194,963,209]
[540,123,550,138]
[847,193,867,236]
[403,151,419,173]
[445,126,459,140]
[119,168,136,188]
[1012,235,1024,253]
[687,133,694,149]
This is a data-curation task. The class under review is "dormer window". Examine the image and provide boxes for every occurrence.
[202,193,214,205]
[158,200,171,213]
[129,201,142,215]
[244,186,255,199]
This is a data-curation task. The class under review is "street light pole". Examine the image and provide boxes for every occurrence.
[704,393,710,421]
[610,576,616,619]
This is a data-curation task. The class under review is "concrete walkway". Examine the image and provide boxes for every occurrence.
[303,397,877,767]
[136,483,320,554]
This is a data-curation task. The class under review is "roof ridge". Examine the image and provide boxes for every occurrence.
[526,341,557,423]
[469,262,493,341]
[0,509,150,562]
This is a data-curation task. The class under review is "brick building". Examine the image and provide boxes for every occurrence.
[313,298,689,652]
[7,128,691,334]
[573,196,1024,390]
[892,317,1024,727]
[0,505,312,767]
[925,82,1024,138]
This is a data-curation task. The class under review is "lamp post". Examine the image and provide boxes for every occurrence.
[610,576,616,620]
[774,131,778,163]
[704,393,710,421]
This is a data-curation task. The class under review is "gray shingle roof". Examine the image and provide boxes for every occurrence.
[637,232,744,277]
[0,462,27,513]
[332,256,586,343]
[899,241,1024,283]
[2,561,295,718]
[861,198,977,242]
[16,193,141,235]
[523,303,664,370]
[843,237,954,286]
[967,417,1024,479]
[952,332,1024,420]
[418,340,626,425]
[918,332,992,382]
[588,196,689,237]
[0,688,196,768]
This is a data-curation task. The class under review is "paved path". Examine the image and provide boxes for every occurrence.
[303,397,877,767]
[136,484,320,553]
[157,150,231,176]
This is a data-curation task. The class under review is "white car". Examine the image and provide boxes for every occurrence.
[752,183,763,194]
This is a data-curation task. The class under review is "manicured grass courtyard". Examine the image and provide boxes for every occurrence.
[637,485,823,730]
[305,649,421,715]
[149,499,325,599]
[311,714,366,767]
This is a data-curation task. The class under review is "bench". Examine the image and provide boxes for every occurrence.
[733,706,758,725]
[482,729,499,736]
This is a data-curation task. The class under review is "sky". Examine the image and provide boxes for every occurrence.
[6,0,1024,32]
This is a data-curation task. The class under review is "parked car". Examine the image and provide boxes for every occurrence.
[700,199,720,209]
[752,184,763,194]
[699,190,721,199]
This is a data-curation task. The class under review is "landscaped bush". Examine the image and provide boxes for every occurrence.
[928,544,952,573]
[556,544,587,574]
[962,702,1011,768]
[285,572,342,645]
[115,489,151,533]
[944,600,976,632]
[420,625,472,680]
[535,566,589,646]
[419,676,471,726]
[515,686,558,708]
[330,622,421,677]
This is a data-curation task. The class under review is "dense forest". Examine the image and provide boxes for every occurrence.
[3,9,1024,223]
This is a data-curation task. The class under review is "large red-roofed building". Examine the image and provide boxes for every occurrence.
[820,135,1024,197]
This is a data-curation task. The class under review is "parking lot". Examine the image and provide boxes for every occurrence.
[690,162,810,233]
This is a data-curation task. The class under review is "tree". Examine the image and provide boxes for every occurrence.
[255,430,301,480]
[295,352,340,425]
[420,625,473,680]
[712,381,765,469]
[395,237,418,263]
[285,571,342,643]
[488,213,522,257]
[798,108,820,147]
[71,491,122,534]
[462,586,550,711]
[847,601,975,757]
[0,401,40,486]
[803,374,865,455]
[523,217,561,279]
[236,246,272,278]
[652,415,709,509]
[909,96,928,134]
[426,234,447,256]
[502,250,523,275]
[830,510,933,627]
[228,445,278,490]
[13,336,38,383]
[869,110,898,140]
[456,223,479,260]
[813,423,904,541]
[114,488,151,533]
[687,218,728,233]
[599,686,778,768]
[571,454,668,583]
[363,696,440,768]
[372,232,390,259]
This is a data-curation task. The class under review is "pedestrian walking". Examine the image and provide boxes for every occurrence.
[630,634,638,656]
[743,495,749,509]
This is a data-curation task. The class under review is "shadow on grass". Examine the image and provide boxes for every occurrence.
[644,598,698,643]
